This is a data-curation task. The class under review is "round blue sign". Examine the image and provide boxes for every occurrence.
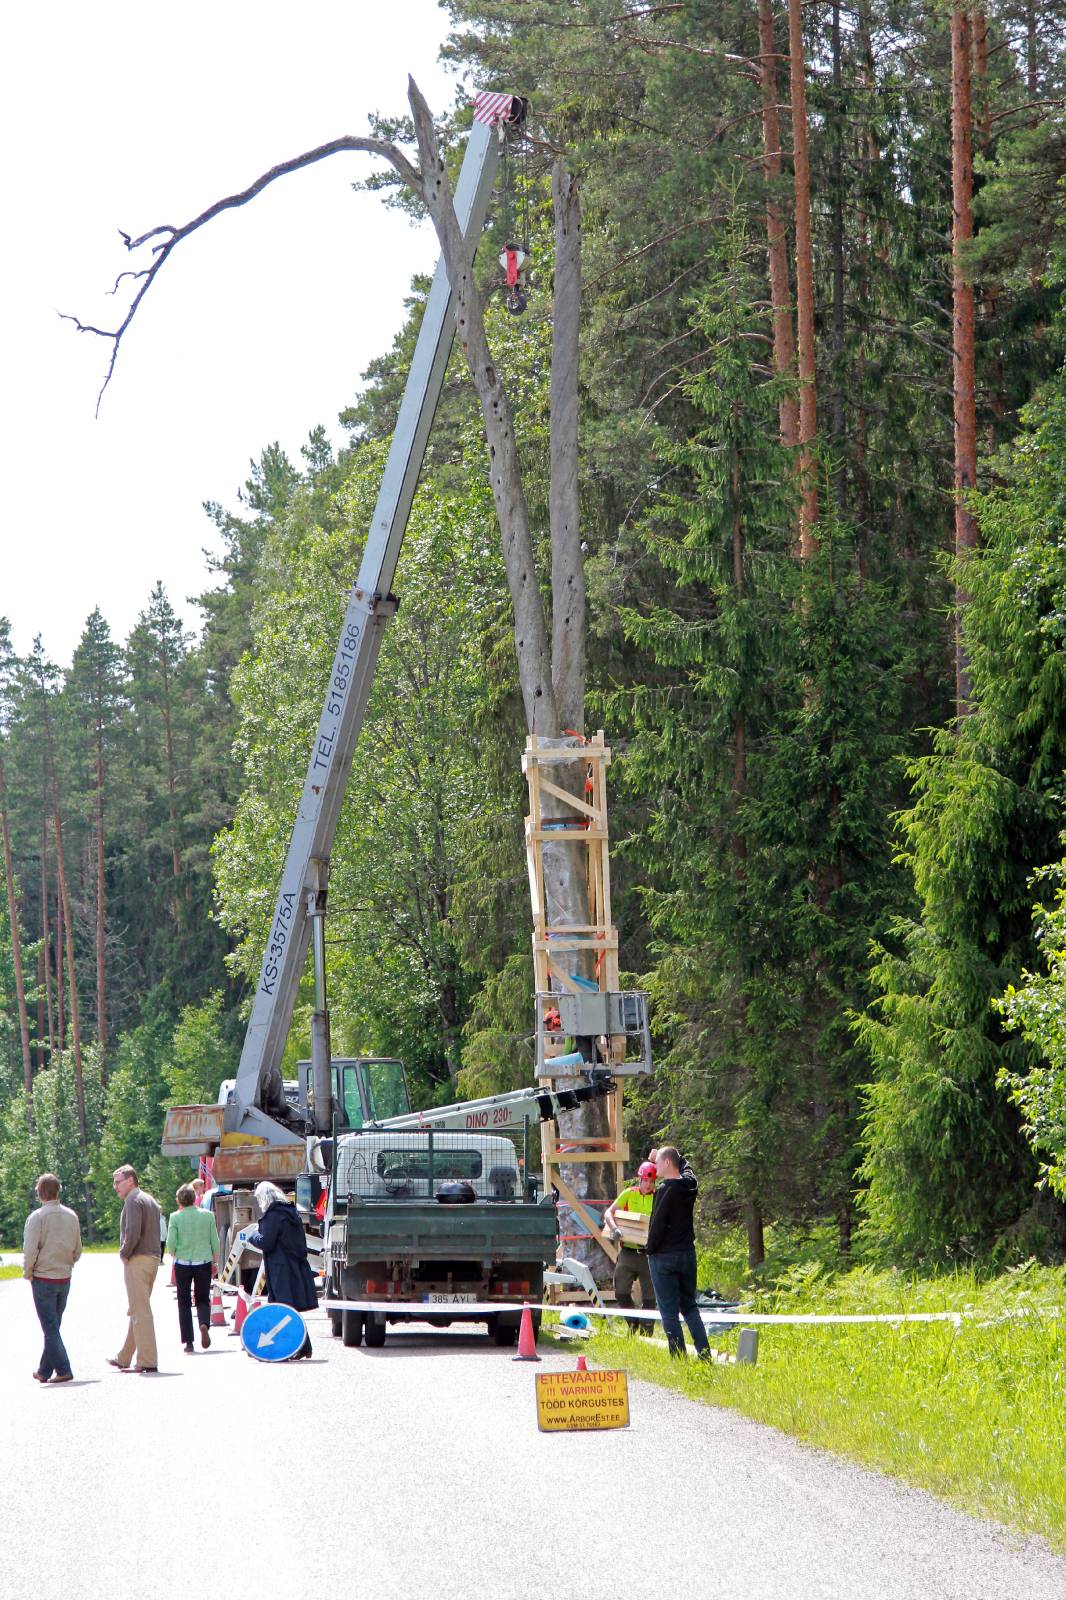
[241,1302,307,1362]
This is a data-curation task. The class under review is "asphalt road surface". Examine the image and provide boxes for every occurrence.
[2,1254,1063,1600]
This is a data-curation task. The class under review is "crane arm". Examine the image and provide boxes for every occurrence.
[229,98,523,1142]
[373,1072,615,1137]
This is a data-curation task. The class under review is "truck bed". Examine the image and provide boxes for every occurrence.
[338,1199,558,1263]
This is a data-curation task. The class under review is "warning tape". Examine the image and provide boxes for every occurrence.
[321,1298,989,1328]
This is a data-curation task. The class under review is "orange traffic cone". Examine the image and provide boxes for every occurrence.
[576,1354,588,1371]
[512,1302,540,1362]
[210,1286,227,1328]
[233,1288,260,1336]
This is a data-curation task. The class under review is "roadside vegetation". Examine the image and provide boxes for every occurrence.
[578,1229,1066,1550]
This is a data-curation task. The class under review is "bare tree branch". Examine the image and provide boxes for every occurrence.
[63,133,419,414]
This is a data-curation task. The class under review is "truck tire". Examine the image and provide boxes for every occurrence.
[364,1315,386,1348]
[491,1318,518,1346]
[342,1310,364,1347]
[329,1310,342,1338]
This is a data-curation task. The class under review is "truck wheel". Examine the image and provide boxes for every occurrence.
[329,1311,342,1338]
[491,1318,518,1347]
[364,1315,387,1348]
[342,1310,364,1347]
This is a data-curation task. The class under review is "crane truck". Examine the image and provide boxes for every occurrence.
[162,90,650,1335]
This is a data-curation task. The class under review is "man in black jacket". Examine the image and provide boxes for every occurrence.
[645,1146,710,1358]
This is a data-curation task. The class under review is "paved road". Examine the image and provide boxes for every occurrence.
[2,1255,1063,1600]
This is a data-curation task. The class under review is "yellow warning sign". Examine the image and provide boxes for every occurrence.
[535,1368,630,1432]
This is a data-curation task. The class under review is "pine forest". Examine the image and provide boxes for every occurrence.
[5,0,1066,1270]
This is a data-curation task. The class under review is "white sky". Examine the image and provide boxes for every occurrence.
[1,1,458,667]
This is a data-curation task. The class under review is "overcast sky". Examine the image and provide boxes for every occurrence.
[2,1,457,667]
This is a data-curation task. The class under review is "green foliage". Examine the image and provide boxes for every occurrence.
[585,1257,1066,1549]
[0,1050,103,1243]
[162,991,238,1109]
[859,377,1066,1259]
[617,232,908,1253]
[91,1002,178,1234]
[998,860,1066,1197]
[2,0,1066,1282]
[215,441,509,1097]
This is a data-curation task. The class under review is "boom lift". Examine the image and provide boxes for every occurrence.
[164,91,529,1182]
[162,93,651,1310]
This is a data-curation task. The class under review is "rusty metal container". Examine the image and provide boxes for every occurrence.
[161,1105,225,1156]
[212,1142,306,1184]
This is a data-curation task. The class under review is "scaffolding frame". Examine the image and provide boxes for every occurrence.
[523,731,637,1266]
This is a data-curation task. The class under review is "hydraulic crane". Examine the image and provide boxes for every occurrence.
[163,91,651,1247]
[164,93,529,1176]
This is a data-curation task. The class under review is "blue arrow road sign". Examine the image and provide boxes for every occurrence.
[241,1302,307,1362]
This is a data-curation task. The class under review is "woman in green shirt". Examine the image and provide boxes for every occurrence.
[167,1184,220,1353]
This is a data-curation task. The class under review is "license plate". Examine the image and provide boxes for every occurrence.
[422,1292,477,1304]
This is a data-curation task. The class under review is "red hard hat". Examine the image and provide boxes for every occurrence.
[638,1162,657,1181]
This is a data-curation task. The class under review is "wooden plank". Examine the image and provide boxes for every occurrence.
[536,775,604,824]
[552,1172,619,1264]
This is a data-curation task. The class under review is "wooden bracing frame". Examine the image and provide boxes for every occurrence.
[523,732,627,1265]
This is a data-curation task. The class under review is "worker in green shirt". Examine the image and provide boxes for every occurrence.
[166,1183,220,1353]
[603,1159,658,1332]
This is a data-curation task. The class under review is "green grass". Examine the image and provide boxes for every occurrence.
[568,1240,1066,1550]
[0,1264,22,1281]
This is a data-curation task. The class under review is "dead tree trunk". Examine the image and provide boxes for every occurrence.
[549,160,586,737]
[72,78,602,1258]
[951,7,978,714]
[0,751,34,1112]
[787,0,820,553]
[409,86,559,737]
[756,0,799,452]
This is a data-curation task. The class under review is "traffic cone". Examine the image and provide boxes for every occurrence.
[576,1354,588,1371]
[512,1302,540,1362]
[210,1286,227,1328]
[233,1289,261,1336]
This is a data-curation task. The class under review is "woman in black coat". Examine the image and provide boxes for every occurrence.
[247,1182,318,1358]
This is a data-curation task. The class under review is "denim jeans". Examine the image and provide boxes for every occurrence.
[648,1248,709,1357]
[31,1278,72,1380]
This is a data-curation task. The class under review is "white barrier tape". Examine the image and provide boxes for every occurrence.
[324,1299,549,1316]
[321,1298,975,1328]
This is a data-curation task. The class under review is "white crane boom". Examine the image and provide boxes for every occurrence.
[229,97,524,1143]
